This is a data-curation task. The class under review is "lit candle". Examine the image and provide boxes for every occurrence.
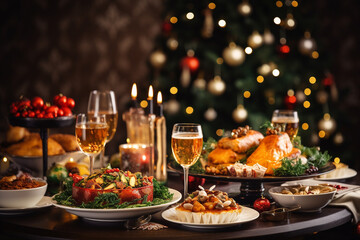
[131,83,139,108]
[148,85,154,114]
[157,91,163,116]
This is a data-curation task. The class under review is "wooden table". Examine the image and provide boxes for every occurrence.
[0,173,358,240]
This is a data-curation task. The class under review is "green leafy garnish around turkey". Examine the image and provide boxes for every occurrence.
[54,177,173,209]
[273,136,332,176]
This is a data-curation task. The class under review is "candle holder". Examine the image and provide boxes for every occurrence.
[119,144,151,176]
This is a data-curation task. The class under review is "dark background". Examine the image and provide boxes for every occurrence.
[0,0,359,171]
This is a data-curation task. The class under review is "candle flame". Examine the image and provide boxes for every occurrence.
[142,155,147,162]
[131,83,137,99]
[148,85,154,99]
[157,91,162,104]
[3,157,7,163]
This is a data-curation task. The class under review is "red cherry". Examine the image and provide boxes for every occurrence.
[61,107,72,116]
[31,97,44,109]
[66,97,75,109]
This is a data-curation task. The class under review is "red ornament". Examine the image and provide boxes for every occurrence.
[357,222,360,235]
[182,175,205,192]
[181,56,200,72]
[279,44,290,54]
[253,196,271,212]
[284,95,297,109]
[322,75,333,86]
[162,22,172,34]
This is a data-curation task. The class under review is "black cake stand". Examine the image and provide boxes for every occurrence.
[8,115,75,178]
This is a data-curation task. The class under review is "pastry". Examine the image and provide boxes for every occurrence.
[50,134,80,152]
[175,186,242,224]
[5,126,30,143]
[5,134,65,156]
[217,129,264,153]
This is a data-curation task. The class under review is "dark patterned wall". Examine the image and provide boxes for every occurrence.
[0,0,163,154]
[0,0,359,164]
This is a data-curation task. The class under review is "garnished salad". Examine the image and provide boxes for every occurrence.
[54,168,173,209]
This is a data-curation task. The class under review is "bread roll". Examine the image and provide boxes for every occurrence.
[6,126,30,143]
[50,134,79,152]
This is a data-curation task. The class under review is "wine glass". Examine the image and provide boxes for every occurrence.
[171,123,203,198]
[75,114,108,175]
[271,109,299,141]
[87,90,118,167]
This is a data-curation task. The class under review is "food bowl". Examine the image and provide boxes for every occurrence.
[268,185,336,212]
[0,178,47,208]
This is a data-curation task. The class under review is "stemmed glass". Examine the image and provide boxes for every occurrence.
[87,90,118,167]
[271,109,299,141]
[75,114,108,175]
[171,123,203,198]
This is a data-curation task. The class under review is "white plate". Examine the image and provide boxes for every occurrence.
[52,188,181,222]
[161,206,259,229]
[0,196,53,215]
[316,168,357,181]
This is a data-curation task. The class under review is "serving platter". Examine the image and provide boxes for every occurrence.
[0,196,52,215]
[168,162,335,182]
[316,168,357,181]
[162,206,259,229]
[51,188,181,222]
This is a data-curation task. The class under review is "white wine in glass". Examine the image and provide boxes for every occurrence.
[88,90,118,167]
[271,109,299,141]
[75,114,108,175]
[171,123,203,198]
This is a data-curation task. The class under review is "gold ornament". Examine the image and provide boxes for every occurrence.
[263,29,275,45]
[149,50,166,68]
[167,37,178,50]
[164,99,180,115]
[295,90,306,103]
[232,105,248,123]
[299,32,317,55]
[316,90,328,104]
[204,108,217,121]
[238,1,252,16]
[193,77,206,89]
[222,42,245,66]
[248,31,263,49]
[333,132,344,145]
[318,115,336,135]
[208,75,226,95]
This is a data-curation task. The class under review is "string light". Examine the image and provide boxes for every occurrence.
[186,106,194,114]
[276,1,283,7]
[272,69,280,77]
[292,1,299,7]
[312,51,319,59]
[244,91,251,98]
[245,47,253,54]
[218,19,226,27]
[257,75,264,83]
[309,76,316,84]
[334,157,340,164]
[140,100,148,108]
[170,16,178,24]
[186,12,194,20]
[318,130,326,138]
[324,113,331,120]
[273,17,281,25]
[3,157,7,163]
[303,100,311,108]
[216,57,224,64]
[304,88,311,95]
[170,86,178,94]
[302,123,309,130]
[268,97,275,105]
[208,2,216,9]
[216,129,224,136]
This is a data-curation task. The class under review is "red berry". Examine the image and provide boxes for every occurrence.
[61,107,72,116]
[67,97,75,109]
[58,109,64,117]
[28,111,35,118]
[15,112,20,117]
[57,96,67,108]
[21,111,28,118]
[36,113,44,118]
[31,97,44,109]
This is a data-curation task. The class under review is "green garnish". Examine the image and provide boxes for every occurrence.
[273,158,308,176]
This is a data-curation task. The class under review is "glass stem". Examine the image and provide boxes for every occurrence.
[183,166,190,199]
[100,148,105,168]
[89,155,95,175]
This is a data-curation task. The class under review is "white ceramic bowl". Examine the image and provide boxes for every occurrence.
[0,178,47,208]
[268,185,336,212]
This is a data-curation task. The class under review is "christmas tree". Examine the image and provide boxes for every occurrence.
[148,0,347,163]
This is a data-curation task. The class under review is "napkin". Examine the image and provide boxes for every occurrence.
[282,179,360,223]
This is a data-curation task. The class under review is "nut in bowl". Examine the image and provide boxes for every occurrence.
[0,175,47,208]
[268,185,336,212]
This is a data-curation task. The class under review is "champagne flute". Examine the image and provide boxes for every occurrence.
[87,90,118,167]
[75,114,108,175]
[271,109,299,141]
[171,123,203,198]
